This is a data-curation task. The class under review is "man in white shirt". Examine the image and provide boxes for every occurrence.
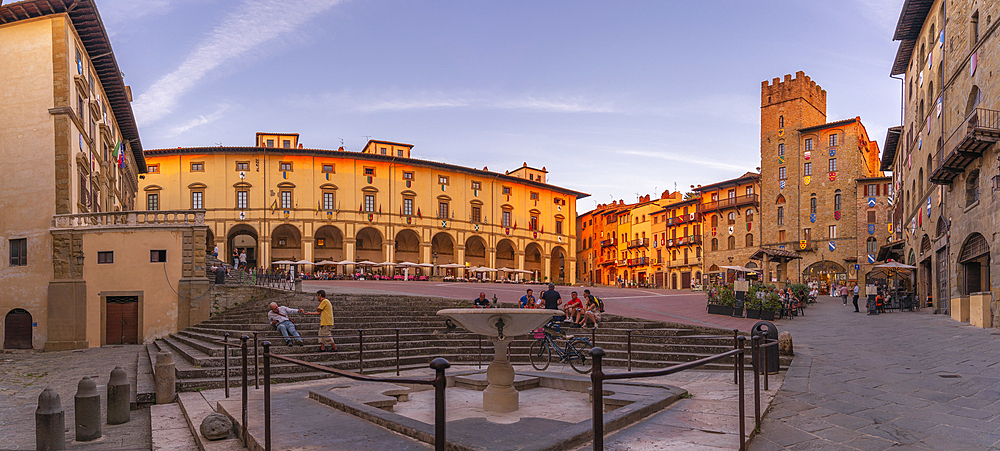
[268,302,305,346]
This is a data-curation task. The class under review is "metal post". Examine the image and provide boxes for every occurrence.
[732,329,738,385]
[738,336,746,451]
[626,329,632,372]
[429,358,451,451]
[591,347,606,451]
[478,335,482,369]
[253,331,259,390]
[263,342,271,451]
[224,333,230,398]
[358,329,364,374]
[241,335,248,446]
[763,339,769,391]
[591,328,596,346]
[752,335,761,431]
[395,328,401,376]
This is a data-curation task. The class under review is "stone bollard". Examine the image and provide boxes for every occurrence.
[36,387,66,450]
[200,412,233,441]
[107,366,130,425]
[294,277,303,292]
[154,352,176,404]
[778,331,794,356]
[74,377,101,442]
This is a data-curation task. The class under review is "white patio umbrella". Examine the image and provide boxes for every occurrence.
[395,261,417,267]
[720,265,762,273]
[334,260,357,265]
[873,261,916,292]
[356,261,378,266]
[293,260,312,265]
[416,263,434,268]
[271,260,296,265]
[314,260,338,265]
[376,261,396,266]
[496,267,516,272]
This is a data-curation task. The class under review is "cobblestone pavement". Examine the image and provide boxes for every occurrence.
[0,345,151,450]
[750,296,1000,450]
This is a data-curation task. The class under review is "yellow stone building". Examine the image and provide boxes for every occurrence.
[142,133,587,282]
[1,0,209,350]
[697,172,762,284]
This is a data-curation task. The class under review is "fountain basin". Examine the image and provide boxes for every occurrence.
[436,308,556,338]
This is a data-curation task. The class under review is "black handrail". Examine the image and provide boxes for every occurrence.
[590,336,749,450]
[262,341,450,451]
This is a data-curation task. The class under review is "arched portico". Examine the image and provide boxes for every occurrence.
[356,227,384,263]
[270,224,302,263]
[394,229,421,263]
[227,224,258,268]
[465,235,487,267]
[525,242,543,281]
[550,246,567,283]
[314,225,345,262]
[496,239,516,271]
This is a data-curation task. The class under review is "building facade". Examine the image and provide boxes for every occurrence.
[656,196,703,289]
[855,176,895,285]
[1,0,209,350]
[758,72,883,290]
[142,134,587,283]
[887,0,998,326]
[697,173,761,283]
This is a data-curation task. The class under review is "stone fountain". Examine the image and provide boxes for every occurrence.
[437,308,555,413]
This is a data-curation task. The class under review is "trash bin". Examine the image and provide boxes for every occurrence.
[750,321,779,374]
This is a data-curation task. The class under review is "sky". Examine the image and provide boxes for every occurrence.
[97,0,905,212]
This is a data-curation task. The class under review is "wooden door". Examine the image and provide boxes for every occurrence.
[681,272,692,289]
[4,309,32,349]
[106,297,139,345]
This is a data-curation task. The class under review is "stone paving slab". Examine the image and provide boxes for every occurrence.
[750,296,1000,450]
[0,345,151,450]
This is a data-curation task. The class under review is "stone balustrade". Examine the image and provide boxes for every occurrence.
[52,210,206,229]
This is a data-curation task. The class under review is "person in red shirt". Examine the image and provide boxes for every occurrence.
[563,291,585,326]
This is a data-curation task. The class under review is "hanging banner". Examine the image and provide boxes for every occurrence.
[868,224,876,235]
[829,241,836,251]
[779,180,785,190]
[799,240,807,250]
[804,151,811,160]
[810,213,816,223]
[804,176,811,185]
[834,210,841,220]
[829,172,837,181]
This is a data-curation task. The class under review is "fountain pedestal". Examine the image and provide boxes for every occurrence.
[437,308,556,413]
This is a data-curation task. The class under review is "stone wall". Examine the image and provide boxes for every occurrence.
[208,285,290,317]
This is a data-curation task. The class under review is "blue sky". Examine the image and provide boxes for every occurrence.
[99,0,904,211]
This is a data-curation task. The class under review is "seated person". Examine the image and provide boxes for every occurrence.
[473,292,491,308]
[268,302,305,346]
[581,295,601,329]
[563,292,584,324]
[519,289,536,308]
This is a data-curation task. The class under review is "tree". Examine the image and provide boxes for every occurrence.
[684,191,699,200]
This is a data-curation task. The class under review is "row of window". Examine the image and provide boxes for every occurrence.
[97,250,167,264]
[777,159,837,179]
[708,235,753,251]
[707,210,754,227]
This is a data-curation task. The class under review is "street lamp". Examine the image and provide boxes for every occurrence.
[432,252,438,277]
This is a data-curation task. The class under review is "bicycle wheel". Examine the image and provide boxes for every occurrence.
[529,340,551,371]
[568,340,593,374]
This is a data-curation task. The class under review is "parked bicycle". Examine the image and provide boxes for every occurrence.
[528,322,593,373]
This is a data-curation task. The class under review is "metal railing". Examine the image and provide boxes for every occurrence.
[263,342,450,451]
[600,239,617,248]
[51,209,206,229]
[627,238,649,249]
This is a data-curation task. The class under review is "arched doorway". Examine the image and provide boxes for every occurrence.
[524,243,543,281]
[550,246,566,283]
[431,232,455,263]
[496,239,516,274]
[271,224,302,263]
[356,227,384,263]
[802,260,847,292]
[4,308,32,349]
[464,235,487,267]
[206,228,215,256]
[394,229,420,263]
[227,224,258,268]
[959,233,990,295]
[314,225,345,263]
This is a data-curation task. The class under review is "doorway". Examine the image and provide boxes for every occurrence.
[106,296,139,345]
[4,308,32,349]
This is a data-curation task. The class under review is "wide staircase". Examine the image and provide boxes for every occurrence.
[151,290,790,391]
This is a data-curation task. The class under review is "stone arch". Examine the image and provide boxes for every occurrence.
[958,232,990,295]
[464,235,487,267]
[206,228,215,256]
[227,224,258,267]
[393,229,420,263]
[355,227,384,263]
[314,225,344,262]
[524,242,543,279]
[802,260,846,288]
[496,239,516,269]
[431,232,456,265]
[271,224,302,262]
[550,246,567,283]
[4,308,32,349]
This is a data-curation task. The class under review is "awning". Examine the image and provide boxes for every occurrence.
[876,240,905,262]
[749,247,802,262]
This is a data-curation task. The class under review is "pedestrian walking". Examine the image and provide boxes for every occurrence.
[239,250,247,270]
[233,249,239,268]
[852,283,860,312]
[840,285,849,305]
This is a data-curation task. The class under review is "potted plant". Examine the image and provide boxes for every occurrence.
[721,285,741,317]
[760,292,782,321]
[745,292,764,319]
[706,284,734,316]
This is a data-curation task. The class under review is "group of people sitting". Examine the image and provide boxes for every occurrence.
[468,283,605,330]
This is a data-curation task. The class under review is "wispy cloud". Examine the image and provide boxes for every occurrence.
[133,0,344,126]
[617,149,753,172]
[326,91,618,114]
[165,104,233,137]
[99,0,175,36]
[494,96,617,113]
[854,0,901,32]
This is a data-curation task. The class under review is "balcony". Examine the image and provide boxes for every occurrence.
[665,235,702,248]
[627,257,650,267]
[601,239,617,248]
[52,210,206,229]
[666,212,700,225]
[930,108,1000,185]
[627,238,649,249]
[700,194,759,213]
